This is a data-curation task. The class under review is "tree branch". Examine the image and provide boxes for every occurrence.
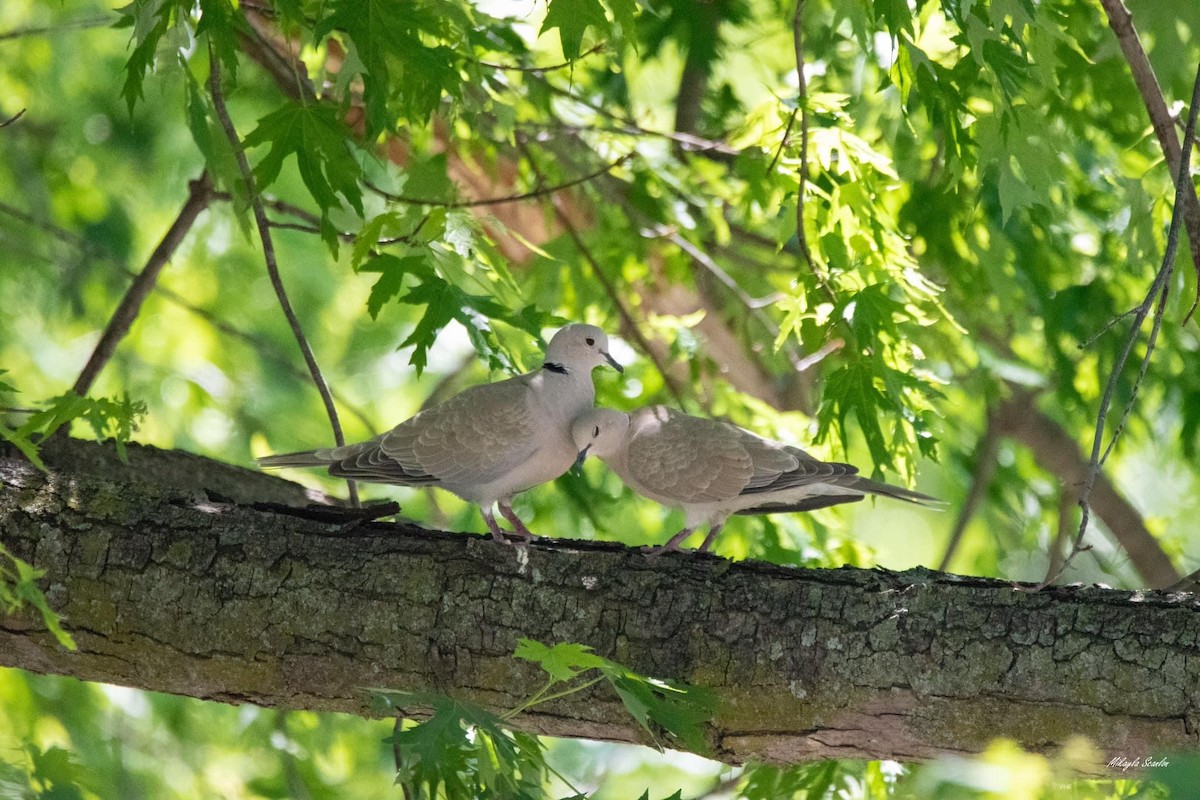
[790,0,834,303]
[71,173,214,397]
[206,41,359,507]
[0,15,112,42]
[0,109,26,128]
[1098,0,1200,315]
[937,405,1000,572]
[1061,63,1200,585]
[996,391,1180,589]
[364,152,634,209]
[3,439,1199,771]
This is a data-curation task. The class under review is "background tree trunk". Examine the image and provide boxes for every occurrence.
[2,439,1197,769]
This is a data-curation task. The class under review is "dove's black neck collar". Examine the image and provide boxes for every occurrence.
[542,361,570,375]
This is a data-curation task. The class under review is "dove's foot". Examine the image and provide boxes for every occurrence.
[498,502,538,546]
[482,506,538,547]
[642,527,697,556]
[696,523,724,553]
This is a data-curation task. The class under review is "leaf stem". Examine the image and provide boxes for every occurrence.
[502,674,606,721]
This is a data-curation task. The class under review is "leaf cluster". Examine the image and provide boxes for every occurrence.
[368,639,715,799]
[0,544,77,651]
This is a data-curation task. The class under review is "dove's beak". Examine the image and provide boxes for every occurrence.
[572,445,592,474]
[602,351,623,372]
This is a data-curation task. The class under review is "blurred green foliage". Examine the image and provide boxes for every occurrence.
[2,0,1199,795]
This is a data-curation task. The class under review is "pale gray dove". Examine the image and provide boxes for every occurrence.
[259,324,622,543]
[572,405,941,553]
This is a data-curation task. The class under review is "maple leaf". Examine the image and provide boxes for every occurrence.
[540,0,609,61]
[241,102,364,217]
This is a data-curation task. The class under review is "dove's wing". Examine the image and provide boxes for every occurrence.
[622,410,759,504]
[324,376,540,488]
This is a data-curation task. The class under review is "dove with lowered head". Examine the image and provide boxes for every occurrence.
[572,405,940,553]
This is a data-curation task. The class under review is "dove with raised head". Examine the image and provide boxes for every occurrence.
[260,324,622,543]
[572,405,940,553]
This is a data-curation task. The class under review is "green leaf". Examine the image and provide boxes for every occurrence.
[183,66,248,229]
[514,639,608,683]
[117,0,177,115]
[395,274,513,375]
[241,102,364,217]
[26,745,86,800]
[360,253,434,319]
[605,670,715,755]
[540,0,609,61]
[818,360,890,470]
[372,689,551,798]
[1,545,77,650]
[314,0,465,131]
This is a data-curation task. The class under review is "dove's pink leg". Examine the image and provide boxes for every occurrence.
[498,502,536,544]
[481,507,510,543]
[697,523,725,553]
[643,526,696,555]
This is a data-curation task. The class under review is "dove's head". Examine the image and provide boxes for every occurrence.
[571,407,630,471]
[544,324,623,374]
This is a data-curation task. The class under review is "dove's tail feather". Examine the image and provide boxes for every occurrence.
[736,493,865,516]
[851,478,945,507]
[257,449,339,469]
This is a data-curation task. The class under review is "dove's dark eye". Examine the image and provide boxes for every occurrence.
[593,426,600,437]
[585,337,595,346]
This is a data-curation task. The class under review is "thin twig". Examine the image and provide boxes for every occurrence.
[72,173,214,398]
[517,142,689,407]
[0,200,377,433]
[0,15,112,42]
[1048,63,1200,587]
[938,405,1000,572]
[539,82,739,155]
[0,109,26,128]
[653,227,785,313]
[1046,487,1076,583]
[767,108,798,174]
[207,40,359,507]
[364,151,634,208]
[791,0,835,303]
[477,42,606,73]
[1079,306,1140,349]
[1099,0,1200,319]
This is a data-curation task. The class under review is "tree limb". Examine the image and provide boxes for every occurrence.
[2,439,1198,771]
[71,173,214,398]
[1061,63,1200,585]
[1098,0,1200,313]
[995,391,1179,589]
[206,41,358,507]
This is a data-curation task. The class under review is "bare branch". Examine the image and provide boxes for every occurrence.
[477,42,606,73]
[766,108,797,174]
[71,173,214,398]
[995,391,1178,589]
[0,200,377,433]
[791,0,834,302]
[540,83,739,155]
[365,151,634,209]
[1098,0,1200,314]
[1054,64,1200,587]
[206,40,359,507]
[0,109,26,128]
[0,15,112,42]
[937,405,1000,572]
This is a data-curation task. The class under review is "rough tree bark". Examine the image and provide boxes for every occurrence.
[2,438,1199,771]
